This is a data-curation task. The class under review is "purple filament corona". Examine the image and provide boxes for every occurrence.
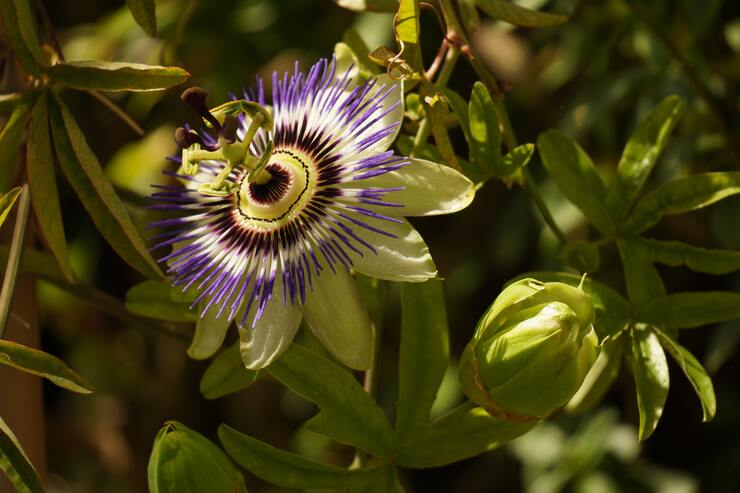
[150,58,408,327]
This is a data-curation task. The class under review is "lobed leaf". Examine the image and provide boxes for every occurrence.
[654,328,716,422]
[149,421,247,493]
[607,96,685,221]
[125,0,157,36]
[631,326,669,440]
[200,344,263,400]
[635,292,740,329]
[395,405,535,468]
[48,61,189,92]
[0,339,94,393]
[219,424,378,489]
[268,344,394,457]
[0,416,45,493]
[49,96,163,279]
[617,239,665,304]
[626,172,740,233]
[475,0,568,28]
[26,94,76,283]
[630,237,740,275]
[537,130,615,234]
[396,280,449,444]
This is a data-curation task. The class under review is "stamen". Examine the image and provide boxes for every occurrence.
[181,87,222,132]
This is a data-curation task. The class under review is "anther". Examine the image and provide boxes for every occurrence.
[181,87,222,132]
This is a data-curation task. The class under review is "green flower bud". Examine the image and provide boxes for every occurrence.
[459,278,599,421]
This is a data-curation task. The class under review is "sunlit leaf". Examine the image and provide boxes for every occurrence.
[497,143,534,178]
[126,281,196,322]
[395,406,535,468]
[396,280,449,444]
[48,61,189,92]
[395,0,420,44]
[537,130,615,234]
[0,105,29,191]
[420,81,460,170]
[0,416,45,493]
[0,339,93,393]
[631,325,669,440]
[219,424,378,489]
[654,328,716,422]
[607,96,685,221]
[0,187,22,231]
[630,237,740,275]
[149,421,247,493]
[617,239,665,304]
[627,172,740,233]
[26,94,76,283]
[635,292,740,329]
[566,336,625,413]
[469,82,501,170]
[475,0,568,27]
[268,344,394,457]
[200,344,263,400]
[334,0,398,12]
[188,303,232,360]
[125,0,157,36]
[49,96,163,279]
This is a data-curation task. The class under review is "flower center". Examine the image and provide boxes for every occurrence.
[236,149,313,228]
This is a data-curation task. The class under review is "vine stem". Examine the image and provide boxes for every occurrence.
[439,0,567,244]
[0,185,30,338]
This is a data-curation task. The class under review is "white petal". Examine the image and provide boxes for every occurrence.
[355,158,475,216]
[237,277,303,370]
[349,217,437,282]
[302,269,373,370]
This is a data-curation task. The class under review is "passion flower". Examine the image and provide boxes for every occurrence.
[150,57,474,370]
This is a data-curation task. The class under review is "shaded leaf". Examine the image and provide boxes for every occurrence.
[149,421,247,493]
[126,281,196,322]
[334,0,397,12]
[200,344,263,400]
[420,81,460,170]
[396,280,449,444]
[188,302,231,360]
[654,328,716,421]
[0,245,65,283]
[627,172,740,233]
[617,239,665,304]
[342,28,380,74]
[635,292,740,329]
[631,326,669,440]
[49,96,163,279]
[0,105,29,192]
[125,0,157,36]
[0,187,22,231]
[0,416,45,493]
[476,0,568,27]
[631,237,740,275]
[0,93,29,113]
[0,339,93,393]
[566,336,625,413]
[268,344,394,457]
[352,465,399,493]
[395,406,535,468]
[561,240,600,273]
[219,424,378,489]
[0,0,43,76]
[537,130,615,234]
[13,0,43,64]
[607,96,685,221]
[48,61,189,92]
[26,94,76,282]
[468,82,501,170]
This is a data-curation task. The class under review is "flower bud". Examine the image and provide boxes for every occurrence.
[459,278,598,421]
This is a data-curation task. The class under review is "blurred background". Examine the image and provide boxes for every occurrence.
[9,0,740,491]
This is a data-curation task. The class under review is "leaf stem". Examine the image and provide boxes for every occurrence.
[0,184,30,338]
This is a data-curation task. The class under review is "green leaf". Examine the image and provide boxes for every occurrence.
[395,405,535,468]
[607,96,685,221]
[420,81,460,170]
[440,87,474,153]
[627,172,740,233]
[0,93,29,113]
[0,245,65,283]
[49,96,163,279]
[352,466,399,493]
[395,0,420,44]
[26,94,76,283]
[635,292,740,329]
[566,336,625,414]
[219,424,378,489]
[497,143,534,177]
[0,416,45,493]
[468,82,501,170]
[630,325,669,440]
[630,237,740,275]
[125,0,157,36]
[654,328,716,422]
[342,28,379,75]
[187,303,231,360]
[0,339,94,393]
[149,421,247,493]
[48,61,189,92]
[200,344,263,399]
[512,271,631,339]
[0,104,29,192]
[268,344,394,457]
[12,0,43,65]
[396,280,449,444]
[475,0,568,27]
[334,0,398,12]
[537,130,615,234]
[0,187,22,231]
[617,239,665,304]
[0,0,43,76]
[561,240,600,273]
[126,281,196,322]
